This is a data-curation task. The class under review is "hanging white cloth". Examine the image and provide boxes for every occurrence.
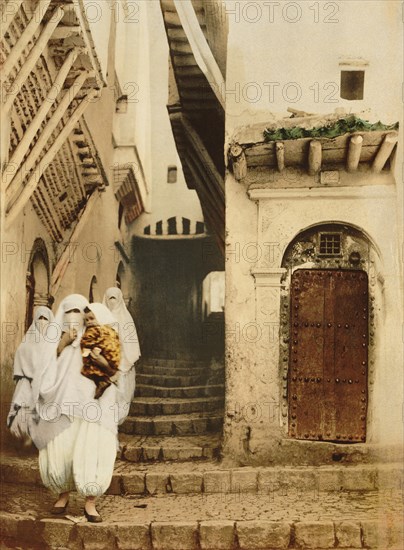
[7,307,59,443]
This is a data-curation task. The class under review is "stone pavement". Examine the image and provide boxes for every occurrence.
[1,451,403,549]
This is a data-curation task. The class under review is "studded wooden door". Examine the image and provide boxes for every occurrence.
[288,269,368,443]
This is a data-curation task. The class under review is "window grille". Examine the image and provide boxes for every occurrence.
[319,233,342,256]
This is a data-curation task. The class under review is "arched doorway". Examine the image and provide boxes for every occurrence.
[89,275,99,303]
[116,261,130,307]
[25,240,51,331]
[280,223,382,444]
[201,271,225,359]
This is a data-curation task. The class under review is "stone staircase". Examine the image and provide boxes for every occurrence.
[118,357,224,462]
[0,452,403,549]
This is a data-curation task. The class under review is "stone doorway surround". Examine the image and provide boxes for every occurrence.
[222,182,402,465]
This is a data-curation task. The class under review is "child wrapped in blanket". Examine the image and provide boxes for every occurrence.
[81,303,121,399]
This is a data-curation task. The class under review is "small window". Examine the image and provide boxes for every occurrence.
[340,70,364,100]
[319,233,342,256]
[167,166,177,183]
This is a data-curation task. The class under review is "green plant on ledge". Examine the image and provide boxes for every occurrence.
[263,116,399,142]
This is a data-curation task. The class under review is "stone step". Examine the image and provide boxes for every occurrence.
[136,373,207,388]
[143,358,207,368]
[1,482,402,549]
[129,396,224,416]
[119,412,224,436]
[137,365,207,376]
[119,434,222,463]
[135,384,224,398]
[1,453,402,496]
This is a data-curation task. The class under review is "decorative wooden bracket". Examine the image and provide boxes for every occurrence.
[346,135,363,172]
[308,140,322,176]
[372,132,398,173]
[229,143,247,181]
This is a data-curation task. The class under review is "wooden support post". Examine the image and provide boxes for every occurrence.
[2,0,52,80]
[275,142,285,172]
[5,71,89,198]
[308,140,322,176]
[230,143,247,180]
[0,0,24,40]
[4,48,80,185]
[51,191,99,295]
[346,135,363,172]
[371,132,398,173]
[5,90,98,228]
[1,6,64,114]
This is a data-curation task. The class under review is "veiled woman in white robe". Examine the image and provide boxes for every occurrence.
[37,295,120,518]
[7,306,58,446]
[103,287,141,424]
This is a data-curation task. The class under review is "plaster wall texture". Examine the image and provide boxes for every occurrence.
[225,1,402,131]
[132,1,203,235]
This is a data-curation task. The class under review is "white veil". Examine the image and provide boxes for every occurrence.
[102,287,141,371]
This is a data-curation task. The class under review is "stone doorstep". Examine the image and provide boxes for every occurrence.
[1,515,403,550]
[1,455,402,496]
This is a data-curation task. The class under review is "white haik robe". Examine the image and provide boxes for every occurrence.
[103,287,141,424]
[37,295,118,496]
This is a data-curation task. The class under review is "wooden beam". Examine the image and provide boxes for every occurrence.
[5,71,89,199]
[308,140,322,176]
[371,132,398,173]
[50,191,99,295]
[0,0,24,40]
[275,142,285,172]
[5,89,98,228]
[229,143,247,181]
[2,0,52,80]
[346,135,363,172]
[3,48,80,186]
[1,6,64,114]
